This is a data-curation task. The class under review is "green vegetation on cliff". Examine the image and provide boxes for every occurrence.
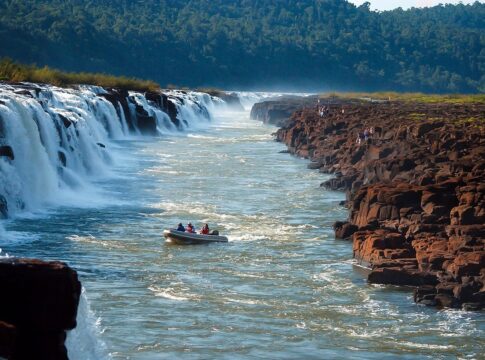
[321,92,485,104]
[0,58,160,91]
[0,0,484,92]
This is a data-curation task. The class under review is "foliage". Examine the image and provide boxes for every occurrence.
[0,0,483,92]
[0,58,159,91]
[320,91,485,103]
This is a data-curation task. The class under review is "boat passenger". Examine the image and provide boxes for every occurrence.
[200,224,210,235]
[177,223,185,232]
[186,223,195,233]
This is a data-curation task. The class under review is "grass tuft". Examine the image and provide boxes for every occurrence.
[0,58,160,92]
[319,91,485,104]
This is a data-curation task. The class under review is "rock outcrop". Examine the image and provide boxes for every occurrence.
[0,146,14,160]
[100,88,207,134]
[0,258,81,359]
[0,195,7,218]
[250,96,317,126]
[275,99,485,310]
[203,90,244,111]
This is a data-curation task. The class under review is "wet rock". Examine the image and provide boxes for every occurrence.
[161,94,180,126]
[99,89,133,130]
[275,99,485,310]
[368,267,438,286]
[135,104,157,135]
[0,145,14,160]
[435,293,459,308]
[58,151,67,167]
[333,221,358,240]
[58,114,72,128]
[0,258,81,360]
[462,302,484,311]
[0,195,7,218]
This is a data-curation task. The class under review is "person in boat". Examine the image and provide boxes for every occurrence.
[176,223,185,232]
[186,223,195,233]
[200,223,210,235]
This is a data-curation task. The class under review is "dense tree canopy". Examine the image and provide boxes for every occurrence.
[0,0,483,92]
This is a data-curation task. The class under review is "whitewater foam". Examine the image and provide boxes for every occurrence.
[67,288,110,360]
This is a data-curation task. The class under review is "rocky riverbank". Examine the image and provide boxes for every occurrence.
[0,258,81,359]
[274,97,485,310]
[250,95,317,126]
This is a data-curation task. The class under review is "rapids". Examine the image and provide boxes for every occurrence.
[0,90,483,359]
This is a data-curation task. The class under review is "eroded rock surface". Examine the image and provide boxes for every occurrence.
[275,100,485,309]
[250,96,317,126]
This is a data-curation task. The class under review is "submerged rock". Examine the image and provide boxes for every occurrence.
[0,195,7,218]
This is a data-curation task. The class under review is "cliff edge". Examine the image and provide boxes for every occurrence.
[275,98,485,310]
[0,258,81,359]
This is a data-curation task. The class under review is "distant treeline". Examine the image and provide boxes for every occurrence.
[0,0,484,93]
[0,58,160,91]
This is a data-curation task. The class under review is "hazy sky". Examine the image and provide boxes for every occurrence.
[349,0,483,10]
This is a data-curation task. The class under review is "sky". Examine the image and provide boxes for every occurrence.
[348,0,483,11]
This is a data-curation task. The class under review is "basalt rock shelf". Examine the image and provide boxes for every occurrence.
[274,100,485,310]
[0,258,81,360]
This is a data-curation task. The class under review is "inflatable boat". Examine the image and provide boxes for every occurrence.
[163,229,228,245]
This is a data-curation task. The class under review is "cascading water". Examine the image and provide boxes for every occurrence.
[0,82,233,359]
[0,83,224,219]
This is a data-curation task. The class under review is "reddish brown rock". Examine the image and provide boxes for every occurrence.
[333,221,358,239]
[368,267,438,286]
[273,99,485,310]
[0,258,81,360]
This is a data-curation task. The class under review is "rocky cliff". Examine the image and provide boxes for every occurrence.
[250,96,317,126]
[0,258,81,359]
[275,99,485,310]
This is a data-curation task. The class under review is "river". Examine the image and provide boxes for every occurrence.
[1,104,484,359]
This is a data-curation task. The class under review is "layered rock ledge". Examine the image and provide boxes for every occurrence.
[275,99,485,310]
[250,96,317,126]
[0,258,81,359]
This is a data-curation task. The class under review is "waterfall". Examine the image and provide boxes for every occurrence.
[0,83,224,219]
[0,82,235,360]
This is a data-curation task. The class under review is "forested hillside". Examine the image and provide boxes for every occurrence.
[0,0,484,92]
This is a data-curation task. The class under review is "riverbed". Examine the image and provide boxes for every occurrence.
[2,107,484,359]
